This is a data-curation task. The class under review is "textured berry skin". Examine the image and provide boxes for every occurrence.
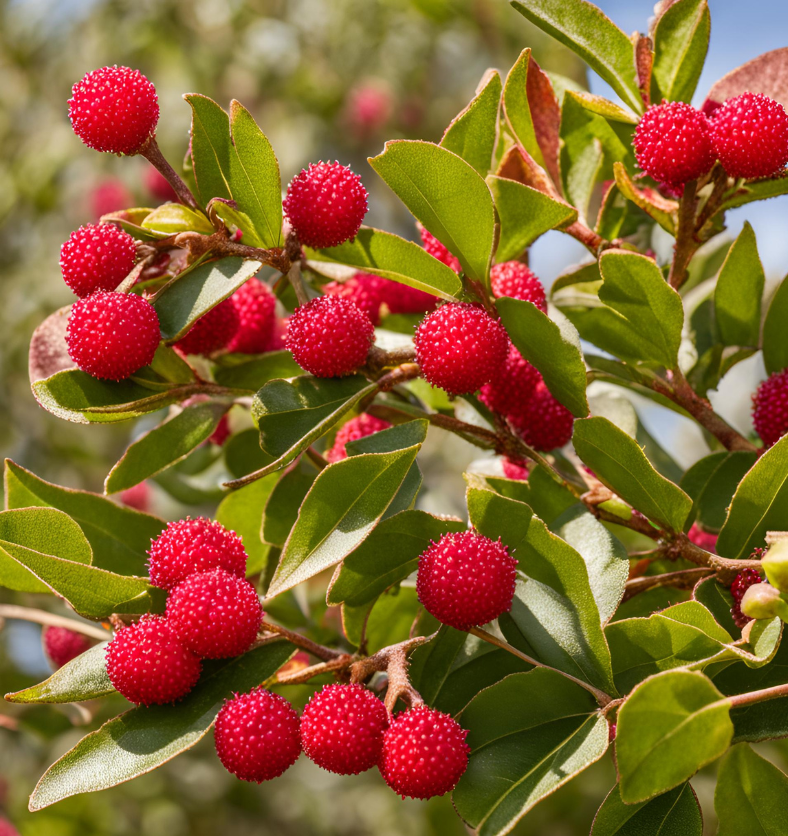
[510,376,575,451]
[414,303,509,396]
[175,298,239,356]
[710,93,788,179]
[285,295,374,377]
[688,523,718,553]
[227,279,277,354]
[66,291,160,381]
[379,707,469,799]
[480,344,540,417]
[491,261,547,312]
[419,225,461,273]
[417,530,517,630]
[120,481,151,513]
[502,457,529,481]
[731,567,764,629]
[68,66,159,155]
[301,684,389,775]
[380,279,438,315]
[215,687,301,782]
[634,101,714,186]
[283,161,368,248]
[60,223,137,297]
[166,569,263,659]
[106,615,201,705]
[324,272,387,325]
[326,413,392,462]
[42,626,92,669]
[753,369,788,447]
[148,517,247,591]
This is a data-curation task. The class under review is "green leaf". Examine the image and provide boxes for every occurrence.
[213,351,302,392]
[591,783,703,836]
[716,744,788,836]
[105,402,229,494]
[141,203,213,235]
[651,0,710,104]
[502,49,544,167]
[453,669,609,836]
[261,460,316,548]
[216,474,278,577]
[496,296,589,417]
[5,460,163,576]
[573,417,692,532]
[440,70,501,175]
[306,226,462,301]
[369,140,495,284]
[762,273,788,375]
[267,445,422,597]
[615,670,733,803]
[714,222,764,348]
[186,94,233,207]
[681,451,757,533]
[722,176,788,211]
[613,162,677,235]
[481,466,577,526]
[28,642,293,810]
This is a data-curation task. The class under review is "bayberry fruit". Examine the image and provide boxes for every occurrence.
[68,66,159,155]
[215,687,301,782]
[502,457,529,481]
[687,523,718,553]
[148,517,247,590]
[479,344,540,417]
[324,272,387,325]
[175,298,239,356]
[285,295,374,377]
[753,369,788,447]
[510,376,575,451]
[0,819,19,836]
[60,223,137,297]
[379,280,438,315]
[491,261,547,312]
[731,567,764,628]
[120,481,151,513]
[301,683,389,775]
[227,279,277,354]
[166,569,263,659]
[209,414,231,446]
[106,615,201,705]
[326,413,392,462]
[379,707,469,799]
[710,92,788,179]
[419,225,461,273]
[42,626,92,669]
[66,291,160,381]
[283,161,368,248]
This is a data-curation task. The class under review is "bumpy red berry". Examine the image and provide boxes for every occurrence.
[106,615,201,705]
[326,413,392,462]
[510,376,575,451]
[209,414,231,446]
[68,65,159,155]
[301,683,389,775]
[42,626,93,669]
[175,298,239,356]
[120,481,151,513]
[148,517,247,591]
[491,261,547,312]
[66,291,160,381]
[502,457,529,481]
[285,295,374,377]
[710,92,788,179]
[415,303,509,396]
[753,369,788,447]
[283,161,368,248]
[417,530,517,630]
[688,523,718,553]
[60,223,137,297]
[215,687,301,782]
[324,272,387,325]
[480,344,540,416]
[166,569,263,659]
[419,225,461,273]
[379,707,469,799]
[379,280,438,315]
[731,567,764,628]
[634,101,714,186]
[227,279,277,354]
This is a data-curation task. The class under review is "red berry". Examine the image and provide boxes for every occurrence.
[66,291,160,381]
[301,683,389,775]
[175,298,239,356]
[379,280,438,315]
[0,819,19,836]
[710,93,788,179]
[209,414,231,446]
[267,316,288,351]
[42,626,93,669]
[215,687,301,782]
[326,413,392,462]
[227,279,277,354]
[120,481,151,513]
[345,83,392,137]
[491,261,547,312]
[106,615,201,705]
[148,517,247,591]
[145,166,177,202]
[379,706,469,799]
[687,523,718,553]
[479,344,540,416]
[60,223,137,297]
[417,530,517,630]
[283,161,368,248]
[753,369,788,447]
[634,101,714,186]
[510,376,575,451]
[324,272,387,325]
[502,457,529,481]
[285,295,374,377]
[730,567,764,629]
[419,225,461,273]
[68,66,159,155]
[415,303,509,396]
[166,569,263,659]
[91,179,134,219]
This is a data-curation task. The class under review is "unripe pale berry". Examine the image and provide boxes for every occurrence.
[687,523,718,554]
[379,279,438,315]
[68,65,159,155]
[739,580,788,624]
[285,295,374,377]
[42,626,92,669]
[283,161,368,248]
[710,92,788,179]
[60,224,137,298]
[502,457,529,481]
[175,298,239,356]
[379,707,469,799]
[300,683,389,775]
[227,279,277,354]
[147,517,247,591]
[762,540,788,593]
[732,568,766,627]
[479,344,540,417]
[326,413,392,462]
[491,261,547,312]
[166,568,263,659]
[66,291,160,381]
[214,687,301,782]
[324,272,387,325]
[509,376,575,451]
[634,101,714,186]
[106,615,201,705]
[419,225,461,273]
[414,302,509,396]
[417,530,517,630]
[753,369,788,447]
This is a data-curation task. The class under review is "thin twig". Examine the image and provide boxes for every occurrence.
[139,137,202,214]
[276,655,353,685]
[287,261,310,307]
[350,635,429,711]
[727,682,788,710]
[668,178,698,289]
[622,567,714,602]
[258,620,343,662]
[0,605,108,641]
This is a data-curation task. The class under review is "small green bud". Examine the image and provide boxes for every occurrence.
[762,540,788,593]
[740,583,788,621]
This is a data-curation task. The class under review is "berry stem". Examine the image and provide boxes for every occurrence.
[622,567,714,602]
[727,681,788,710]
[276,655,354,685]
[667,178,698,290]
[0,604,109,641]
[259,619,344,662]
[139,137,202,215]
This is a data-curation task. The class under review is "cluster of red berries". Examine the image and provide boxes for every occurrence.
[323,272,437,324]
[730,567,764,628]
[753,368,788,448]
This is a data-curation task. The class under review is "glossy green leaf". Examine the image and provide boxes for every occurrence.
[651,0,710,104]
[216,474,278,577]
[141,203,213,235]
[441,70,501,175]
[481,466,576,526]
[714,222,764,348]
[591,782,702,836]
[681,451,757,532]
[261,460,316,548]
[693,576,739,636]
[213,351,302,392]
[186,93,233,206]
[722,176,788,210]
[762,273,788,375]
[502,49,544,167]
